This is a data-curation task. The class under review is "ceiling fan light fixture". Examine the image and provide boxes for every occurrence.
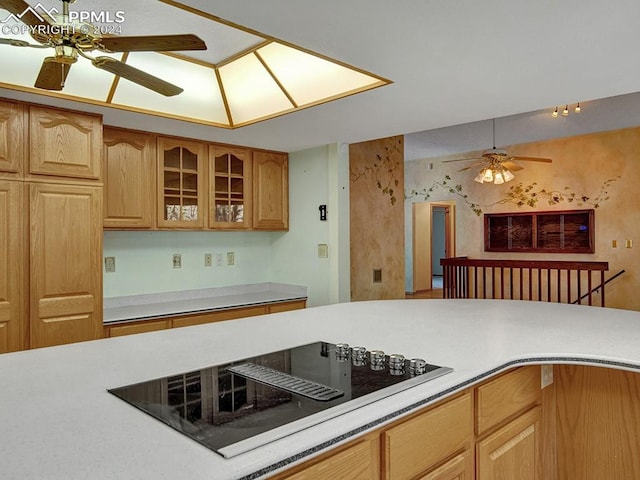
[474,170,486,183]
[562,105,569,116]
[552,106,558,118]
[493,171,505,184]
[574,103,581,113]
[503,169,515,182]
[482,168,494,183]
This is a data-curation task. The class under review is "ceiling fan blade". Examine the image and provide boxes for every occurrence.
[441,156,484,163]
[457,161,486,172]
[0,37,48,47]
[98,34,207,52]
[512,156,552,163]
[34,57,71,91]
[92,56,183,97]
[0,0,51,27]
[501,160,524,172]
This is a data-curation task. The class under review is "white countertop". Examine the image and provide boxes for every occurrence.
[2,299,640,479]
[103,283,307,324]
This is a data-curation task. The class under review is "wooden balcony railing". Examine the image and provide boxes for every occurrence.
[440,257,609,306]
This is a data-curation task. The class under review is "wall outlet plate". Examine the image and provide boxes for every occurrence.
[317,244,328,258]
[227,252,235,266]
[173,254,182,269]
[204,253,212,267]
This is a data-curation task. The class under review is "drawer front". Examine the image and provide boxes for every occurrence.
[172,306,267,328]
[476,366,541,435]
[268,300,306,313]
[282,436,379,480]
[384,393,473,480]
[105,319,169,337]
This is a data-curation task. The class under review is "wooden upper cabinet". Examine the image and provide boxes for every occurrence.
[0,180,26,353]
[157,136,206,229]
[0,100,25,177]
[209,146,252,229]
[252,151,288,230]
[103,127,155,228]
[28,106,102,182]
[29,182,102,348]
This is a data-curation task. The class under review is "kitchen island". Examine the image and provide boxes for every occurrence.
[1,299,639,479]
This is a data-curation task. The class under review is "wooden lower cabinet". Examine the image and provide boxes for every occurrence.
[276,367,546,480]
[274,434,380,480]
[30,182,103,348]
[419,450,473,480]
[383,393,473,479]
[476,407,541,480]
[104,300,306,337]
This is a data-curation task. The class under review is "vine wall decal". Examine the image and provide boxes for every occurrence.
[406,175,620,215]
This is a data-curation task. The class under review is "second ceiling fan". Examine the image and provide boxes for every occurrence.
[443,119,552,184]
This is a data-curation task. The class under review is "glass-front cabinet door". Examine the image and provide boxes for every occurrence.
[157,137,206,228]
[209,146,251,229]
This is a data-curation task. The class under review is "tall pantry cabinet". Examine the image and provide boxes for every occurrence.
[0,99,103,352]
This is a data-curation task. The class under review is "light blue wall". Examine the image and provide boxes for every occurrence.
[271,143,350,307]
[103,144,348,306]
[103,230,276,297]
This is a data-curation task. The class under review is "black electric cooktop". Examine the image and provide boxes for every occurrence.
[108,341,452,458]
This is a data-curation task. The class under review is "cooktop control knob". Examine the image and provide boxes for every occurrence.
[351,346,367,366]
[335,343,350,362]
[369,350,385,370]
[409,358,427,376]
[389,354,405,375]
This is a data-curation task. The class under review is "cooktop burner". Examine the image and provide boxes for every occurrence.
[108,341,452,458]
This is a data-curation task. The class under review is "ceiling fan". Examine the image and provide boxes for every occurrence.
[442,119,552,184]
[0,0,207,96]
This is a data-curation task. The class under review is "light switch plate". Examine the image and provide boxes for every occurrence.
[317,244,328,258]
[104,256,116,273]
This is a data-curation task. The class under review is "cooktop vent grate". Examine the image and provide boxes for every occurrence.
[227,363,344,401]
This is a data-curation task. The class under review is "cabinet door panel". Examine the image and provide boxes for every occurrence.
[476,407,541,480]
[29,106,102,180]
[104,128,155,228]
[209,146,251,229]
[0,180,25,352]
[157,137,206,228]
[252,151,288,230]
[30,183,102,348]
[384,393,473,479]
[0,100,25,176]
[419,450,472,480]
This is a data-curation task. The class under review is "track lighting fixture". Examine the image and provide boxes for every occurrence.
[552,103,583,117]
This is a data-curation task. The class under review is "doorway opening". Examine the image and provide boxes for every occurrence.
[412,201,456,292]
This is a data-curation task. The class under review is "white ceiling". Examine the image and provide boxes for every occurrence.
[2,0,640,153]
